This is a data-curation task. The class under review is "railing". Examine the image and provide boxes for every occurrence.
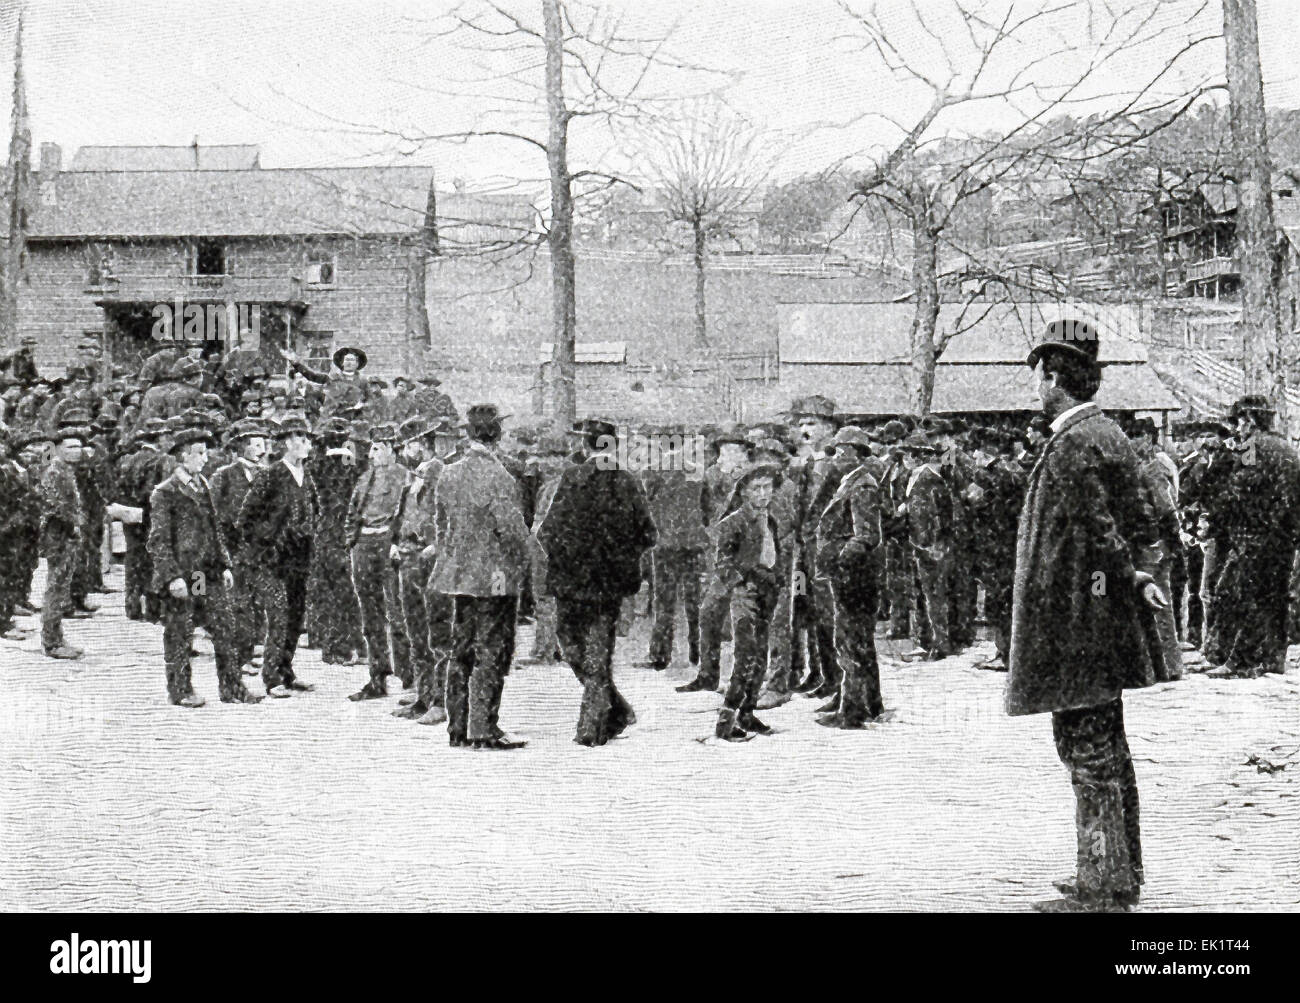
[91,273,306,303]
[1183,255,1239,283]
[1188,348,1300,412]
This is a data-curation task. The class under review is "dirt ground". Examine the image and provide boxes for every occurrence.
[2,562,1297,912]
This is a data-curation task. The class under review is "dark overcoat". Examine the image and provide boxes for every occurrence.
[147,471,233,592]
[1006,404,1161,716]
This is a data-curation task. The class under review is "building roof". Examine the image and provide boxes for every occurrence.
[777,301,1149,365]
[27,166,534,239]
[69,144,262,171]
[742,361,1180,417]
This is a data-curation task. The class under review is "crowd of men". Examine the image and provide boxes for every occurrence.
[0,329,1296,752]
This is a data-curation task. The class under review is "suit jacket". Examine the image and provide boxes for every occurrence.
[147,470,233,592]
[537,457,657,600]
[1006,404,1160,716]
[430,444,530,597]
[906,464,952,558]
[38,457,84,541]
[237,460,319,567]
[343,462,412,549]
[209,459,262,556]
[816,464,883,582]
[642,467,708,551]
[714,504,784,592]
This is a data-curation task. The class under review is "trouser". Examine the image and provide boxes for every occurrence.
[397,547,435,706]
[648,547,702,665]
[912,550,952,655]
[696,574,730,687]
[1169,543,1188,643]
[0,532,21,626]
[556,596,634,744]
[792,550,838,688]
[1200,540,1222,662]
[1051,698,1143,900]
[948,546,977,647]
[1183,543,1204,646]
[313,546,362,662]
[885,538,912,636]
[161,575,247,703]
[123,523,161,622]
[529,549,559,660]
[248,555,309,689]
[446,595,517,742]
[763,577,795,692]
[350,533,412,687]
[984,580,1013,661]
[227,557,261,667]
[1150,557,1182,681]
[422,588,453,709]
[830,571,884,722]
[723,582,777,716]
[41,533,78,651]
[79,511,105,593]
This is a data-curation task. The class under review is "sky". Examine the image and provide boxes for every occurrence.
[1,0,1298,189]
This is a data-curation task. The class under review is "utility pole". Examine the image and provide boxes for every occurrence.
[543,0,576,429]
[2,13,30,352]
[1223,0,1287,431]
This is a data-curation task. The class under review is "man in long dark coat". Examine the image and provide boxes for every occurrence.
[1007,319,1166,913]
[210,419,271,671]
[538,419,657,746]
[305,416,364,665]
[1205,395,1300,678]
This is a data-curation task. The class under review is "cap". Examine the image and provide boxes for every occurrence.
[1026,318,1100,369]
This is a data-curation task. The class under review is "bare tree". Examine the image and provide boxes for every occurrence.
[1223,0,1287,429]
[836,0,1221,414]
[1,12,28,352]
[635,100,777,353]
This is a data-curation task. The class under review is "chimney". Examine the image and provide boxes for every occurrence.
[39,142,60,176]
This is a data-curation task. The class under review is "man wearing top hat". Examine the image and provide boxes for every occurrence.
[538,418,657,746]
[1008,317,1166,912]
[786,395,847,700]
[344,422,414,702]
[431,403,531,749]
[1203,393,1300,678]
[237,415,321,698]
[148,425,263,707]
[280,344,369,417]
[815,426,888,727]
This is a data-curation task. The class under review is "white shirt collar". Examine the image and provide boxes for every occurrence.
[1050,401,1095,435]
[282,457,304,486]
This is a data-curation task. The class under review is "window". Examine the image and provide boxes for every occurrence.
[192,239,228,276]
[86,244,115,288]
[305,246,337,287]
[302,330,333,367]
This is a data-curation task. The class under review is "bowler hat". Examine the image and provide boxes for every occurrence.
[273,415,315,439]
[133,417,170,442]
[830,425,875,455]
[169,427,215,453]
[788,395,837,420]
[396,417,429,442]
[368,423,400,444]
[1026,318,1100,369]
[710,422,750,447]
[332,346,368,371]
[225,418,268,443]
[734,460,784,491]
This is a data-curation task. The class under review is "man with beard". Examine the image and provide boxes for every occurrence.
[815,426,887,728]
[344,423,413,702]
[211,418,271,672]
[237,415,320,699]
[149,426,263,707]
[1008,318,1165,912]
[538,419,657,746]
[787,396,847,702]
[305,416,364,666]
[1204,395,1300,678]
[431,404,531,749]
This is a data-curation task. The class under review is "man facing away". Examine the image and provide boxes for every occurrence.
[431,404,531,750]
[538,419,657,746]
[1007,318,1167,913]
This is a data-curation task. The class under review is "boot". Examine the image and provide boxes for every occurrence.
[714,707,750,742]
[676,674,718,693]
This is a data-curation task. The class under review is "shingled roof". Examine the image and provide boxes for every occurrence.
[27,165,533,239]
[69,144,262,171]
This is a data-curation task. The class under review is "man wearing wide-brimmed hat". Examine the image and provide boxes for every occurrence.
[785,394,846,701]
[1009,317,1167,912]
[280,344,370,417]
[147,425,262,707]
[237,414,321,698]
[814,426,889,728]
[344,422,414,702]
[305,416,365,668]
[1202,393,1300,679]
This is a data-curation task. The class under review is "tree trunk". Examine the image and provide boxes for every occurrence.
[1224,0,1287,431]
[543,0,576,429]
[2,16,29,353]
[692,218,709,351]
[910,224,941,416]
